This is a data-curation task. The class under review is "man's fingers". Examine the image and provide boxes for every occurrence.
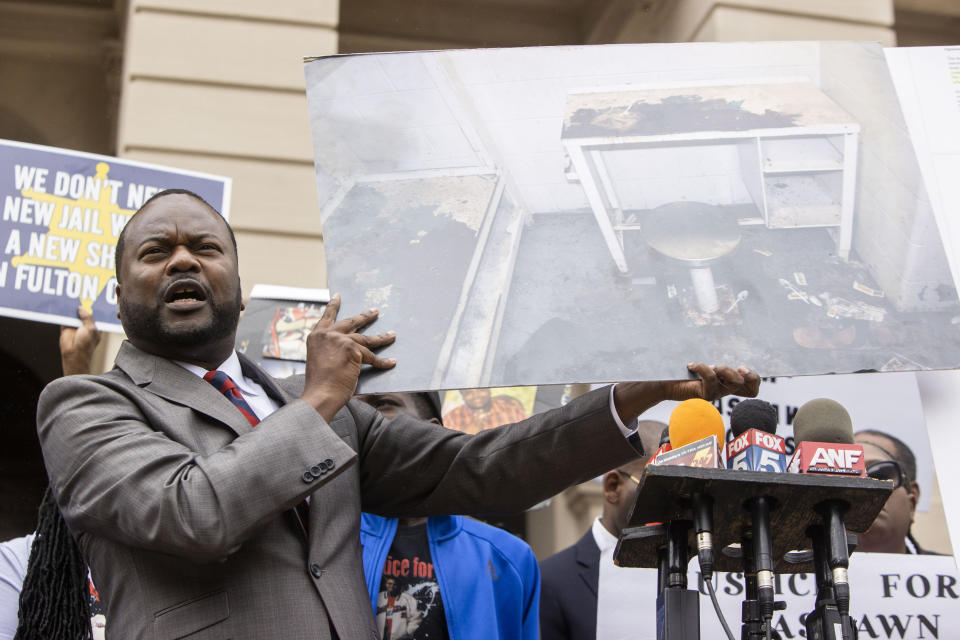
[686,362,760,400]
[713,365,744,390]
[312,294,387,336]
[737,366,761,397]
[352,331,396,350]
[713,365,761,398]
[358,344,397,370]
[314,294,341,329]
[77,306,101,343]
[687,362,717,389]
[77,305,95,325]
[334,307,381,334]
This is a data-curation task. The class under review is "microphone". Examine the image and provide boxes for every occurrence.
[661,399,725,583]
[730,398,778,435]
[650,424,673,462]
[788,398,865,476]
[789,398,861,628]
[668,398,724,449]
[656,399,724,468]
[727,399,786,473]
[727,399,782,632]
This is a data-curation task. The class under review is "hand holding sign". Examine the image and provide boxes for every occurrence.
[59,306,102,376]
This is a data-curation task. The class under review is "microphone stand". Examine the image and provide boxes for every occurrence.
[656,520,700,640]
[656,544,669,639]
[739,535,763,640]
[804,525,857,640]
[739,528,782,640]
[614,466,891,640]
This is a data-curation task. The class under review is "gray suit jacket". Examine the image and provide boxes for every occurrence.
[37,341,638,640]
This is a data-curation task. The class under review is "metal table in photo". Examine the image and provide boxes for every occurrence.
[560,82,860,275]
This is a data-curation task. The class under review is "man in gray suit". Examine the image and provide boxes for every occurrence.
[36,189,759,640]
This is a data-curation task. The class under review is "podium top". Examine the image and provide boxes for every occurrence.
[615,465,892,573]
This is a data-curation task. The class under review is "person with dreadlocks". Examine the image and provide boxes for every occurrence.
[0,307,104,640]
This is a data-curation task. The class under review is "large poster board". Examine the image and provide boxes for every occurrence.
[305,41,960,394]
[0,139,231,332]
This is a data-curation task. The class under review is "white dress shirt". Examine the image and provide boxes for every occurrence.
[175,351,280,421]
[594,517,659,640]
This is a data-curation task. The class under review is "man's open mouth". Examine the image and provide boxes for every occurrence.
[163,279,209,305]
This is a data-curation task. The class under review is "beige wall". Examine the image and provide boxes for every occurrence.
[895,0,960,46]
[607,0,895,44]
[117,0,337,300]
[0,1,119,153]
[103,0,340,365]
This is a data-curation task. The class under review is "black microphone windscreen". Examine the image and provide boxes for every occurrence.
[792,398,854,444]
[729,399,778,437]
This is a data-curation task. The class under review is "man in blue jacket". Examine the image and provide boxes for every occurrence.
[358,391,540,640]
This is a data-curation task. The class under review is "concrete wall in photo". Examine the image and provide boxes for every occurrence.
[819,42,955,312]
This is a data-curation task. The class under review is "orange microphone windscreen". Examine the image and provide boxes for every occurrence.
[668,398,725,448]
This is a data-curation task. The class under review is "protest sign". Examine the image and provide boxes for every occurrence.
[0,139,230,332]
[597,553,958,640]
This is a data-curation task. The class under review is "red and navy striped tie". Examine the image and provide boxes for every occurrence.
[204,369,310,532]
[203,370,259,427]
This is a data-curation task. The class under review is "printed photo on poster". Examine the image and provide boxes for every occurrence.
[441,386,536,434]
[261,305,326,361]
[305,41,960,393]
[235,284,329,379]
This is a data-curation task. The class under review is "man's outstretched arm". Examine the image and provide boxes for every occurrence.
[353,363,760,519]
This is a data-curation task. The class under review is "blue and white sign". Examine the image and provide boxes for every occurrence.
[0,139,231,332]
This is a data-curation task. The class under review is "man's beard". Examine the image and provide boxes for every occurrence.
[119,288,243,347]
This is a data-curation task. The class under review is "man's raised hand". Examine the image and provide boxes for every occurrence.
[612,362,760,427]
[60,306,102,376]
[671,363,760,402]
[300,294,396,422]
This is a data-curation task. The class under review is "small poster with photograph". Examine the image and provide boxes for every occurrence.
[261,304,326,361]
[441,386,537,434]
[235,284,329,379]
